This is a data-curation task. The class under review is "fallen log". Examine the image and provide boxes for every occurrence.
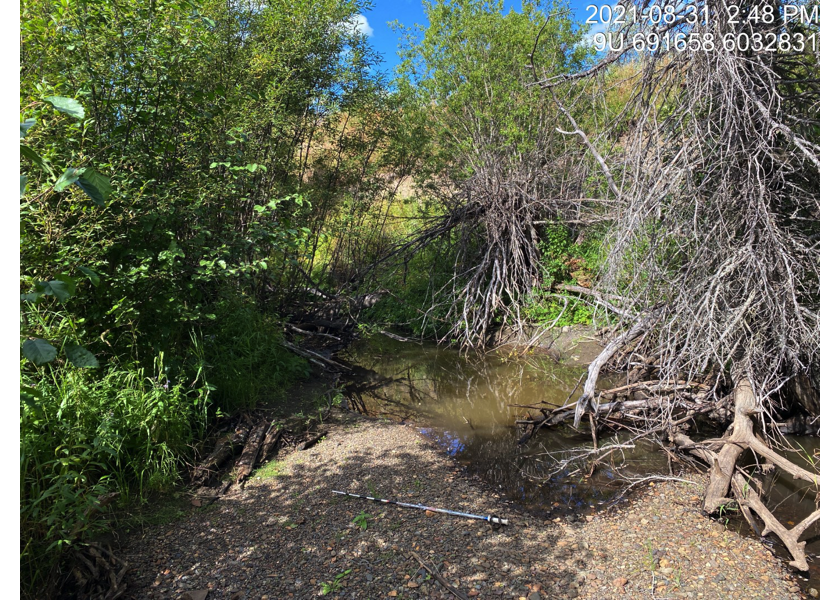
[258,421,284,464]
[281,341,350,371]
[296,432,326,452]
[516,310,667,444]
[286,323,342,341]
[671,379,820,571]
[70,543,128,600]
[191,425,251,486]
[573,306,665,428]
[516,390,713,434]
[235,421,269,484]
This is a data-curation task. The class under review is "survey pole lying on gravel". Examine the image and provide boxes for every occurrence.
[332,490,509,525]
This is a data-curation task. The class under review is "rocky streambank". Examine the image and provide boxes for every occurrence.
[119,408,807,599]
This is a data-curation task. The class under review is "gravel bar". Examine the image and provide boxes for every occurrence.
[121,409,805,599]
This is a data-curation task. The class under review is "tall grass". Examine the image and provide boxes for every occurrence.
[20,291,311,597]
[20,358,210,596]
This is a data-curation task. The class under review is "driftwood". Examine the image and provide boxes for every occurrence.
[191,425,251,486]
[671,379,819,571]
[258,422,284,464]
[69,543,128,600]
[286,323,342,341]
[281,341,350,371]
[295,432,327,452]
[515,377,713,444]
[573,307,664,428]
[235,421,269,484]
[192,414,328,490]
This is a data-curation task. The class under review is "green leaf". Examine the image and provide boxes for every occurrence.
[77,265,101,287]
[20,385,42,407]
[20,292,43,303]
[55,274,77,295]
[245,163,259,172]
[20,175,27,198]
[35,280,73,302]
[76,168,112,206]
[20,119,36,138]
[22,338,57,365]
[54,167,81,192]
[65,344,99,368]
[20,144,50,174]
[20,386,42,399]
[44,96,85,119]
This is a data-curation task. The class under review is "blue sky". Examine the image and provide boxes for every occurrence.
[358,1,598,76]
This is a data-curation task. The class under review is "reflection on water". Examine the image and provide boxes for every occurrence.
[340,334,820,590]
[339,334,669,515]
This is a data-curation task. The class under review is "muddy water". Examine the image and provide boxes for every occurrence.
[339,334,820,591]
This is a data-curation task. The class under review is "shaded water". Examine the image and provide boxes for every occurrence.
[339,334,819,590]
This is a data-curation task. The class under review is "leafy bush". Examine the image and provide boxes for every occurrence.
[199,292,309,411]
[539,223,605,289]
[523,294,594,327]
[360,242,456,338]
[519,223,608,327]
[20,360,210,593]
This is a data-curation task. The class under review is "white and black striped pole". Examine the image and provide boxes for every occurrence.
[332,490,509,525]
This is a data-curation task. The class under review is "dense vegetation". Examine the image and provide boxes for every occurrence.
[20,0,406,593]
[20,0,819,595]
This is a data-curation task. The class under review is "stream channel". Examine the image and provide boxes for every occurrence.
[337,333,821,594]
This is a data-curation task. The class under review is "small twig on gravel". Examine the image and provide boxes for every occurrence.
[409,550,468,600]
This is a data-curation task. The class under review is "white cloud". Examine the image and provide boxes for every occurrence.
[347,14,373,37]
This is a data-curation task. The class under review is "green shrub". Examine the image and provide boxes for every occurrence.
[520,223,608,327]
[361,243,455,338]
[199,292,309,411]
[523,294,594,327]
[539,223,605,289]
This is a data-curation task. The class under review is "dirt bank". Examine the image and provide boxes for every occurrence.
[119,409,805,599]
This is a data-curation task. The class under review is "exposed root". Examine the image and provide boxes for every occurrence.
[671,379,819,571]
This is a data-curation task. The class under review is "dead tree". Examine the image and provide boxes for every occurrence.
[373,4,603,348]
[530,0,819,568]
[392,158,583,347]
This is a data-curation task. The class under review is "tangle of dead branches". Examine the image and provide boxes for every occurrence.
[524,3,819,572]
[387,115,597,348]
[531,0,819,421]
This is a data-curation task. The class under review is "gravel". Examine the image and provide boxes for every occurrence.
[120,409,804,599]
